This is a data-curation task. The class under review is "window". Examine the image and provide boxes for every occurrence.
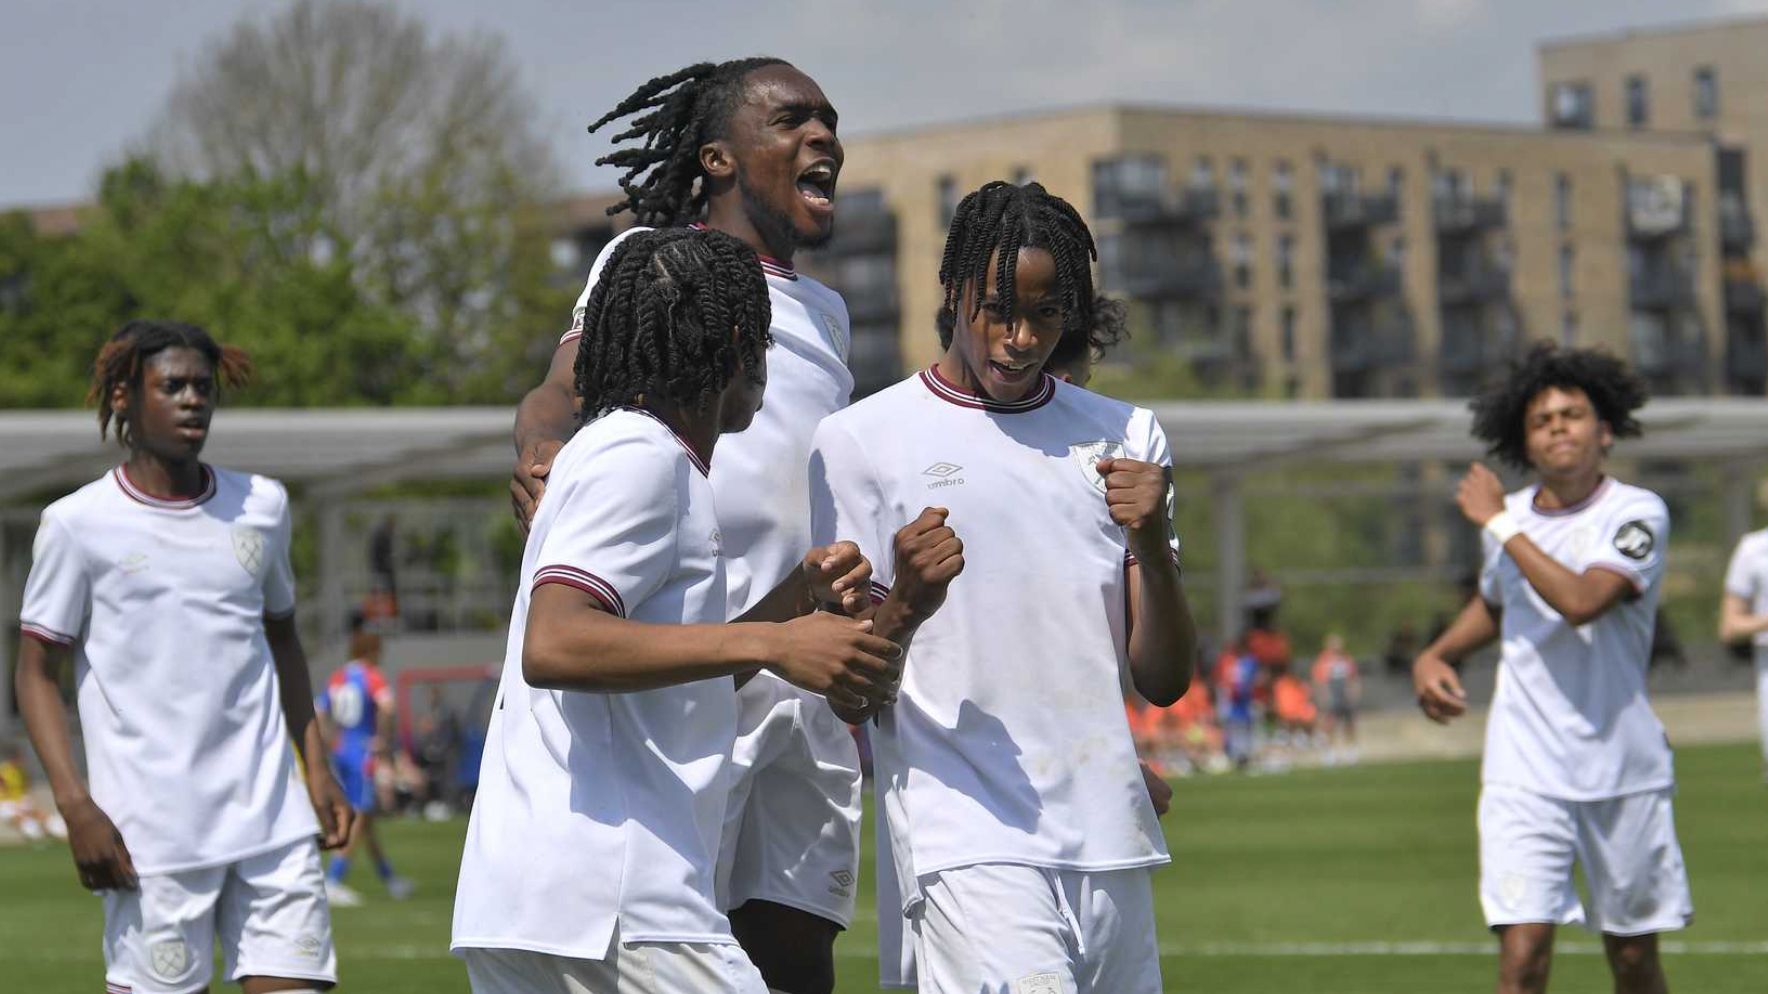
[1432,167,1468,204]
[937,175,959,225]
[1233,306,1254,360]
[1555,173,1572,230]
[1229,159,1250,217]
[1495,169,1513,209]
[1559,244,1575,298]
[1549,81,1594,129]
[1386,166,1404,201]
[1281,307,1297,362]
[1191,156,1216,190]
[1091,155,1166,219]
[1233,233,1253,289]
[1626,75,1649,128]
[1695,67,1718,119]
[1388,235,1406,270]
[1277,234,1295,289]
[1273,161,1293,220]
[1561,311,1578,346]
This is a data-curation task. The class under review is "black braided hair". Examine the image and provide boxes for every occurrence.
[937,181,1100,365]
[1041,294,1130,381]
[573,228,772,423]
[589,57,789,227]
[88,320,253,448]
[1469,342,1647,471]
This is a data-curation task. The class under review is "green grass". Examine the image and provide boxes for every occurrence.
[6,742,1766,992]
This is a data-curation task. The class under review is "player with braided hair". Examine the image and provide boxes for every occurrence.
[1415,343,1690,994]
[454,227,904,994]
[16,320,353,993]
[506,60,941,994]
[809,180,1194,992]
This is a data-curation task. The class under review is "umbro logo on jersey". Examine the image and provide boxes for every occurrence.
[828,868,854,897]
[118,551,150,574]
[1613,520,1654,561]
[923,462,965,489]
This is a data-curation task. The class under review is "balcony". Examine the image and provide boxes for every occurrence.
[1433,197,1507,234]
[1327,262,1403,303]
[1728,328,1768,384]
[842,282,900,324]
[1106,256,1222,300]
[1331,319,1415,374]
[1322,191,1399,230]
[1437,264,1510,306]
[828,208,897,256]
[1626,178,1689,240]
[1726,278,1767,315]
[1721,204,1757,253]
[1105,187,1221,228]
[1629,267,1697,311]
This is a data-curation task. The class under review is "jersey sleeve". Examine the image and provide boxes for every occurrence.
[1724,536,1760,600]
[531,435,680,618]
[262,482,297,618]
[1478,529,1503,606]
[559,227,648,346]
[1124,409,1182,571]
[19,510,87,648]
[1581,494,1670,595]
[367,667,394,709]
[809,416,895,606]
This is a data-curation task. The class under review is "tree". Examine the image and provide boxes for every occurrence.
[145,0,569,401]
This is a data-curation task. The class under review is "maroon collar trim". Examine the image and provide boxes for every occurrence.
[918,364,1056,413]
[113,464,216,510]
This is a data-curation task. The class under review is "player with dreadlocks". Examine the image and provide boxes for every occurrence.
[453,228,903,994]
[1414,343,1691,994]
[504,59,946,994]
[809,180,1195,993]
[16,320,354,994]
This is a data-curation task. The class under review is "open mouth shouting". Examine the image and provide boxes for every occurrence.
[796,159,837,216]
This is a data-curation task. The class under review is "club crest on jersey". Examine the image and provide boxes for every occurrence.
[818,311,850,363]
[149,939,192,981]
[1613,520,1654,561]
[232,525,267,578]
[1070,441,1124,495]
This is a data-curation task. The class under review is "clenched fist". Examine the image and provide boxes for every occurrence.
[802,541,873,616]
[1455,462,1506,528]
[890,507,964,622]
[1097,457,1173,560]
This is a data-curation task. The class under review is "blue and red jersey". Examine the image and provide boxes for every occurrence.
[319,659,392,767]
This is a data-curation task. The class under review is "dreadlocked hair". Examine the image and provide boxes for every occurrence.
[937,181,1100,365]
[1038,294,1130,381]
[573,227,772,423]
[588,57,789,227]
[88,320,252,448]
[1469,341,1647,471]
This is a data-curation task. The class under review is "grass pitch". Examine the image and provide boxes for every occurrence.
[5,741,1765,992]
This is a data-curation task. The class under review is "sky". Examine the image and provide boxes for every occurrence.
[6,0,1768,208]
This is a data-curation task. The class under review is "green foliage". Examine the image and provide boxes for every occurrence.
[0,158,570,409]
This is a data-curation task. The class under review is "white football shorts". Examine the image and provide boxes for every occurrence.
[910,862,1161,994]
[1478,782,1693,936]
[462,940,767,994]
[101,838,336,994]
[717,671,863,927]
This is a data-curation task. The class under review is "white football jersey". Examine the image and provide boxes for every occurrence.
[19,465,318,875]
[1724,529,1768,662]
[1478,477,1674,800]
[809,367,1177,912]
[452,408,737,959]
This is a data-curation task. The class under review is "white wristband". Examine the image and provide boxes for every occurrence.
[1484,510,1521,546]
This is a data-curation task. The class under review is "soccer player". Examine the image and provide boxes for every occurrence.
[14,320,352,994]
[1310,634,1361,762]
[810,180,1196,994]
[508,58,872,994]
[1720,524,1768,778]
[1413,343,1691,994]
[315,619,412,906]
[452,227,906,994]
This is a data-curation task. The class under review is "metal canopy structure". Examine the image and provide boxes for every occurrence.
[2,397,1766,650]
[4,398,1768,496]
